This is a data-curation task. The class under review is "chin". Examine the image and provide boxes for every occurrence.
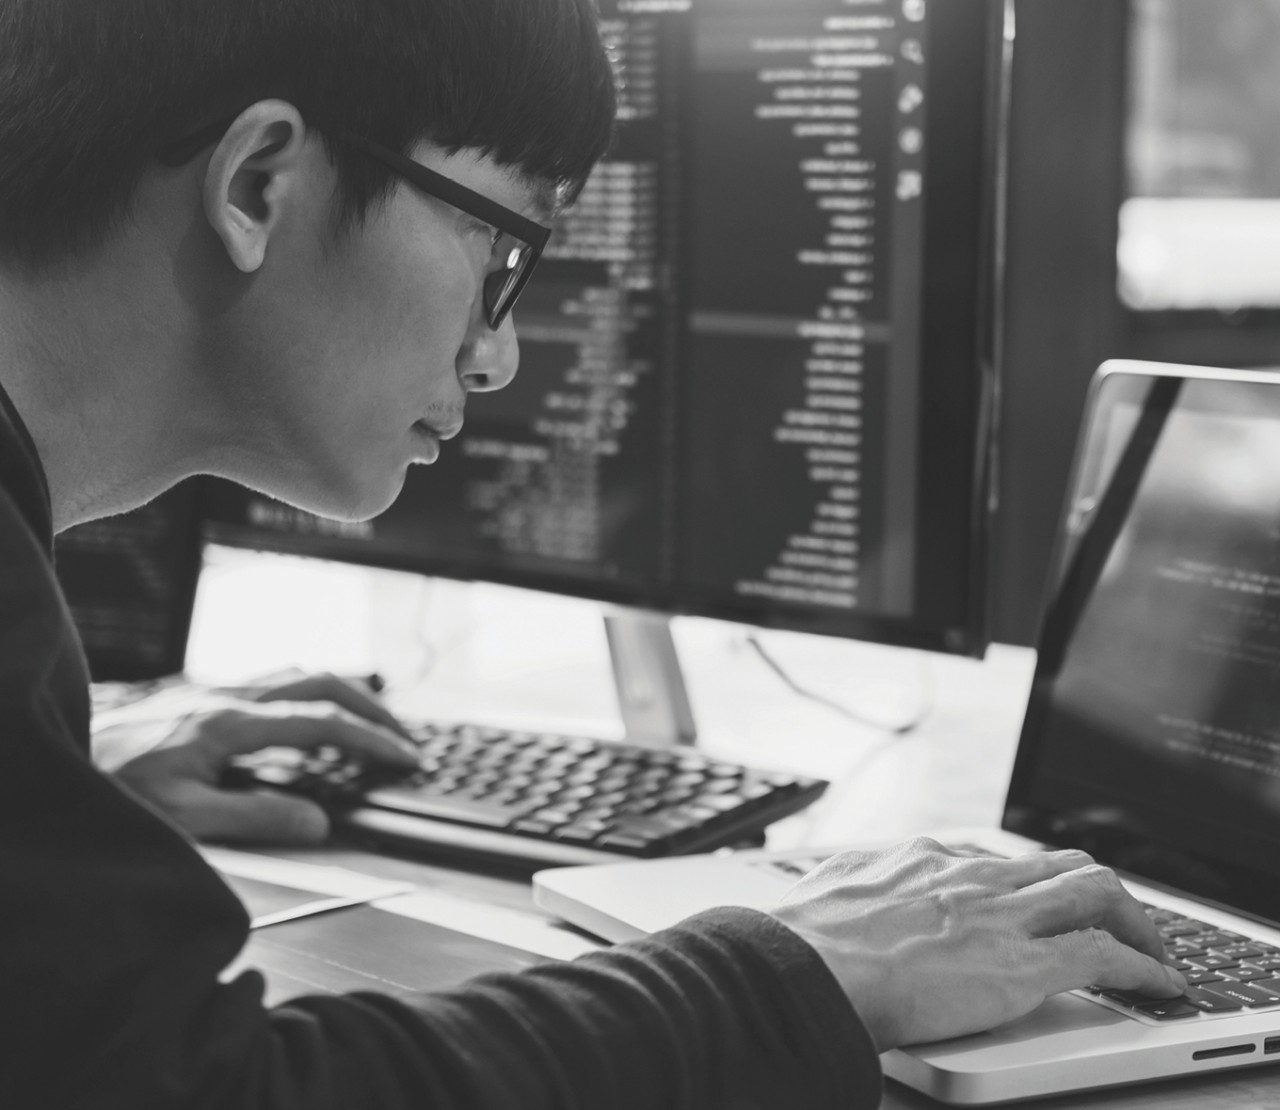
[324,471,409,523]
[253,463,409,524]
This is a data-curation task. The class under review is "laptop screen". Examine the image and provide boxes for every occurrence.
[1005,363,1280,926]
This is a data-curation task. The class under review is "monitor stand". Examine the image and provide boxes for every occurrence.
[603,610,697,748]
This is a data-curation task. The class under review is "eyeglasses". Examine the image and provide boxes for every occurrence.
[158,118,552,331]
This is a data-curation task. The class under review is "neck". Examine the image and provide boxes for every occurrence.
[0,247,200,532]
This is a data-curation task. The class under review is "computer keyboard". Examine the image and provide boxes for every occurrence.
[1087,905,1280,1022]
[225,721,828,869]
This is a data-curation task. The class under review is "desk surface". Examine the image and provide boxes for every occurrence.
[191,570,1280,1107]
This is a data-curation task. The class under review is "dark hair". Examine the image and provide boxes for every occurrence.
[0,0,616,269]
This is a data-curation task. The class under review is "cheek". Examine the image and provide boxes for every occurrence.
[355,241,477,377]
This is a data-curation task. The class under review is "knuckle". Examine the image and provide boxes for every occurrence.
[1084,927,1119,966]
[1067,862,1121,897]
[903,835,945,856]
[1085,864,1124,895]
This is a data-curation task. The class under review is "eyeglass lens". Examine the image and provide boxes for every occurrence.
[484,243,531,328]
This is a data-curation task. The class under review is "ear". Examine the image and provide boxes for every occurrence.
[202,100,313,274]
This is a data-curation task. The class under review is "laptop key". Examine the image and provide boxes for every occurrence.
[1185,969,1226,986]
[1132,998,1202,1021]
[1193,954,1240,970]
[1188,932,1237,948]
[1223,965,1274,983]
[1101,989,1164,1007]
[1185,987,1244,1013]
[1217,943,1266,960]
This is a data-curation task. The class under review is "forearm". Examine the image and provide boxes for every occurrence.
[222,908,879,1110]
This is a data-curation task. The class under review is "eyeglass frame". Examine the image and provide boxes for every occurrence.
[157,115,552,330]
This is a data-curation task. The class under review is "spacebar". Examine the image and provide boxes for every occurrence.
[361,789,523,828]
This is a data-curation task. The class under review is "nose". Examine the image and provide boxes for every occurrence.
[457,312,519,394]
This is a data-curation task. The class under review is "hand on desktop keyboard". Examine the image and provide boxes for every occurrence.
[108,673,418,845]
[223,721,828,868]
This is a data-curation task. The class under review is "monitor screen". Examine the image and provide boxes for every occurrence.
[1119,0,1280,314]
[203,0,1008,657]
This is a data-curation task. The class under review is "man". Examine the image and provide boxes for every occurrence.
[0,2,1186,1107]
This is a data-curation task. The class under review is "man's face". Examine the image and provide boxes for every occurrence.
[219,143,546,522]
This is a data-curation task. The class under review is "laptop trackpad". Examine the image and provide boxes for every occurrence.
[900,992,1133,1067]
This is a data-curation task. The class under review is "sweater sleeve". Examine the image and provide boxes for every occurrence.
[211,908,883,1110]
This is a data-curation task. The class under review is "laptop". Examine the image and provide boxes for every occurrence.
[534,360,1280,1104]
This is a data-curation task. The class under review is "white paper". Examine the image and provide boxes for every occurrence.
[374,889,607,962]
[200,846,416,928]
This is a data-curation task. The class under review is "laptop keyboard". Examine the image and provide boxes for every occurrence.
[225,721,828,866]
[1086,905,1280,1021]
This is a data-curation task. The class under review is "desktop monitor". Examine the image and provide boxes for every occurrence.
[198,0,1011,734]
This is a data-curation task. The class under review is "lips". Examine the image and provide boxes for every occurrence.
[415,419,463,440]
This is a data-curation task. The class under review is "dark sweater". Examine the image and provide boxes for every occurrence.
[0,381,882,1110]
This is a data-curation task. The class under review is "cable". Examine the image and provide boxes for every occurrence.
[743,633,934,736]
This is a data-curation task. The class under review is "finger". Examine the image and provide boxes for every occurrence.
[1041,929,1187,999]
[1011,864,1165,962]
[182,786,331,846]
[256,673,412,740]
[203,702,420,767]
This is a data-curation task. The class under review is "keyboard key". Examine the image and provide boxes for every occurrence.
[1192,954,1240,970]
[595,833,655,854]
[527,808,576,827]
[1223,965,1275,983]
[511,819,555,836]
[1185,987,1244,1013]
[688,794,744,813]
[1185,969,1226,986]
[1217,943,1266,960]
[611,814,699,841]
[554,824,609,845]
[1188,932,1236,948]
[360,789,526,828]
[1102,989,1164,1007]
[1133,998,1202,1021]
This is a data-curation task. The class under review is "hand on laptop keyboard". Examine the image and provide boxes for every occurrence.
[768,838,1188,1052]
